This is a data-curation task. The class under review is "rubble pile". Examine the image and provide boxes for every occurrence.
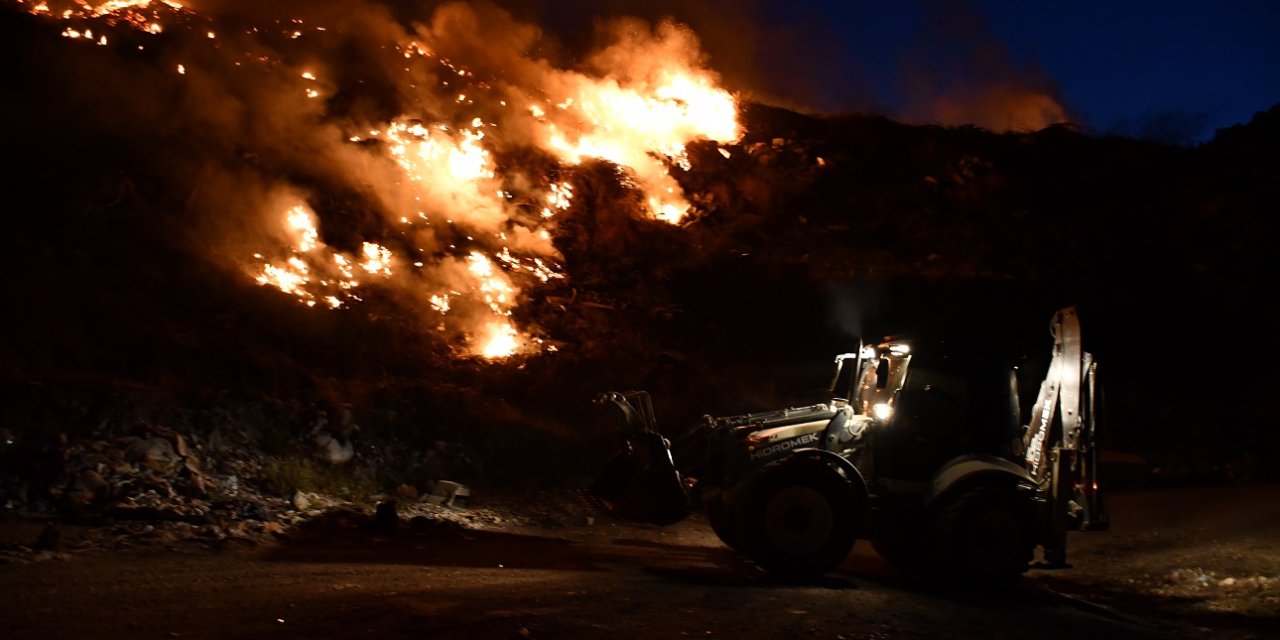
[1146,569,1280,617]
[0,398,593,564]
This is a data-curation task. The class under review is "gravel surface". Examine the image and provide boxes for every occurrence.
[1,483,1275,639]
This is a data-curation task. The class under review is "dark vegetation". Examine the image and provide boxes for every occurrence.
[3,7,1277,499]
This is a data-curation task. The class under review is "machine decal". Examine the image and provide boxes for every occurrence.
[750,432,820,460]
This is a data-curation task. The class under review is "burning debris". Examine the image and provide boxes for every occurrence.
[12,0,742,359]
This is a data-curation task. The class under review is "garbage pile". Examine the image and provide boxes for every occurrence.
[0,403,590,564]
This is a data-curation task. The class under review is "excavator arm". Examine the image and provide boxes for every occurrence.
[1022,307,1109,566]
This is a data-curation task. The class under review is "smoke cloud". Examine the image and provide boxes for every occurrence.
[493,0,1073,129]
[898,1,1072,132]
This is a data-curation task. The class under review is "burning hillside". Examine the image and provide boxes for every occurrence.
[10,0,740,360]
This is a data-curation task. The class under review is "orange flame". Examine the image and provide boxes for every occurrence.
[478,321,520,360]
[538,69,740,223]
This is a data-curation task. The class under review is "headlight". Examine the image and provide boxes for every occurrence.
[873,402,893,421]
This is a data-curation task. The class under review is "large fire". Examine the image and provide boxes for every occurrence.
[17,0,743,359]
[539,69,740,222]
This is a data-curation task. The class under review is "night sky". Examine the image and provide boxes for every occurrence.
[810,0,1280,142]
[530,0,1280,143]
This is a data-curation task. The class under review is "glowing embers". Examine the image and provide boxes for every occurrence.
[478,321,520,360]
[253,204,388,309]
[541,182,574,219]
[252,203,554,360]
[89,0,184,17]
[59,27,107,44]
[286,206,319,252]
[360,242,392,276]
[463,252,523,360]
[376,120,494,185]
[494,247,563,284]
[30,0,187,35]
[466,252,513,317]
[419,250,562,360]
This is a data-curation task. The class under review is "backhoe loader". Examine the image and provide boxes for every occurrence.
[589,307,1107,583]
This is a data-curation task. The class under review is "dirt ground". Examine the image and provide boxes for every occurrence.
[1,483,1276,640]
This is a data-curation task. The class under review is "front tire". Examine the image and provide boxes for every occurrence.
[705,494,742,551]
[738,460,862,578]
[929,484,1032,587]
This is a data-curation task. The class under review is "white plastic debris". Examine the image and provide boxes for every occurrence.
[426,480,470,507]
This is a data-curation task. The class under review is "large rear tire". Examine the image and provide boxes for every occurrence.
[738,460,862,579]
[929,484,1032,587]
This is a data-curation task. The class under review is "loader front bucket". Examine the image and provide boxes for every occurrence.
[590,431,691,525]
[588,391,690,526]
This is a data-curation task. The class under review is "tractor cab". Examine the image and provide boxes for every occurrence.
[838,338,1025,485]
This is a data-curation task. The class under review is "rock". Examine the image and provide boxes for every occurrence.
[312,431,354,466]
[182,457,207,496]
[394,483,418,500]
[239,502,271,522]
[104,503,211,525]
[373,500,400,532]
[219,475,241,499]
[292,490,310,511]
[61,469,100,513]
[311,410,329,433]
[35,522,62,551]
[337,404,359,438]
[71,468,109,506]
[207,429,226,454]
[129,438,179,473]
[173,434,192,459]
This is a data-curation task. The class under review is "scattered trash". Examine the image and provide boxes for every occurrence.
[394,483,419,500]
[426,480,470,507]
[312,429,354,466]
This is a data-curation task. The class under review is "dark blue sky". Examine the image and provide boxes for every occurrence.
[535,0,1279,142]
[751,0,1280,141]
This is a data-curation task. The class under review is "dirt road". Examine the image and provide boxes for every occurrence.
[2,484,1276,639]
